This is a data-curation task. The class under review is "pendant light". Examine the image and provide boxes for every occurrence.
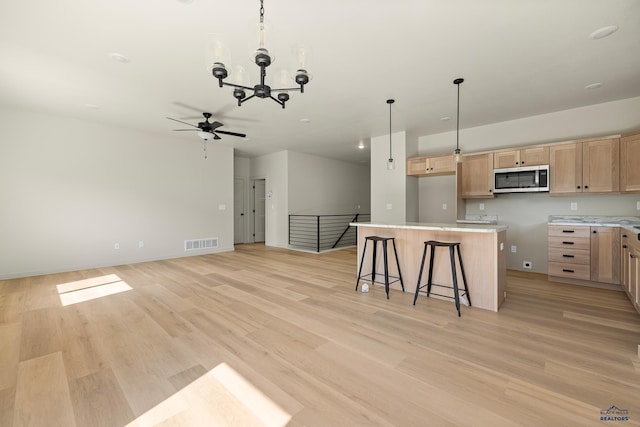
[386,99,395,170]
[453,78,464,163]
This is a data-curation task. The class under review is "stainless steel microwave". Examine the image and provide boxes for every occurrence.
[493,165,549,193]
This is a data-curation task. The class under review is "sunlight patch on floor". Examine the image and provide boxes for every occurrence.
[127,363,291,427]
[57,274,132,306]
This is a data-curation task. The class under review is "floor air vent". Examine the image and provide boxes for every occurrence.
[184,238,218,252]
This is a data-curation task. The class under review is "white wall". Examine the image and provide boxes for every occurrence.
[288,151,370,215]
[250,151,289,248]
[0,107,234,279]
[371,131,407,223]
[415,96,640,273]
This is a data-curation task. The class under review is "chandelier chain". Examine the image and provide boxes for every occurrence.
[260,0,265,24]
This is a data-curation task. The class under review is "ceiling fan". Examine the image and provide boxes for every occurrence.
[167,112,246,140]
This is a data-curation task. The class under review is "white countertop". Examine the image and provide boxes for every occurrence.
[349,221,508,233]
[548,215,640,236]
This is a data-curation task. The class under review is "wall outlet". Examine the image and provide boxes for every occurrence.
[218,204,226,210]
[442,203,447,210]
[511,245,517,253]
[637,201,640,210]
[386,203,393,210]
[570,202,578,211]
[479,203,485,211]
[114,243,120,250]
[139,240,144,248]
[523,261,532,269]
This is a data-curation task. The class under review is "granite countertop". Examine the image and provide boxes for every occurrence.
[350,221,508,233]
[548,215,640,236]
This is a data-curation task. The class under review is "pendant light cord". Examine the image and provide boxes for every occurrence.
[389,102,392,159]
[456,83,460,152]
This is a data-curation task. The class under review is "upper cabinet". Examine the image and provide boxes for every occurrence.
[407,154,455,177]
[494,146,549,169]
[549,138,619,195]
[621,131,640,193]
[460,153,494,198]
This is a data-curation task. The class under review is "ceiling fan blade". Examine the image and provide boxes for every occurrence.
[173,129,200,131]
[167,117,198,128]
[210,121,224,130]
[213,133,222,140]
[215,130,247,138]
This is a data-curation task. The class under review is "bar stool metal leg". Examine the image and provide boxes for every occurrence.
[426,243,436,296]
[391,239,405,292]
[456,245,471,307]
[449,245,461,317]
[413,242,428,305]
[382,240,390,299]
[355,238,368,291]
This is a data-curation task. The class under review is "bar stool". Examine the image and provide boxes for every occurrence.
[413,240,471,316]
[355,236,404,299]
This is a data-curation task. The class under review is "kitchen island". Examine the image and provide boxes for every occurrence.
[351,222,508,312]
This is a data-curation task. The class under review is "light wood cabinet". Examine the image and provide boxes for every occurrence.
[548,225,591,280]
[625,235,640,312]
[590,226,620,285]
[620,131,640,193]
[407,154,455,177]
[549,138,619,195]
[548,225,620,285]
[494,146,549,168]
[460,153,494,198]
[621,232,630,294]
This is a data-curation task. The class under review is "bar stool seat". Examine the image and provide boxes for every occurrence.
[355,236,404,299]
[413,240,471,316]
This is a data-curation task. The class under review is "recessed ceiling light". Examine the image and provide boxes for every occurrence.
[109,52,130,63]
[358,141,365,149]
[440,116,451,121]
[83,103,100,109]
[584,82,604,90]
[589,25,618,40]
[176,0,194,3]
[299,118,311,123]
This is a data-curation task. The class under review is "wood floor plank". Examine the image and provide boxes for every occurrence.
[69,367,135,427]
[3,243,640,426]
[13,352,76,427]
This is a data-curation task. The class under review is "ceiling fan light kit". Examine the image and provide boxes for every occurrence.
[210,0,310,109]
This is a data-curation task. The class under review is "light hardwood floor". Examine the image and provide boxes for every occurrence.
[1,243,639,426]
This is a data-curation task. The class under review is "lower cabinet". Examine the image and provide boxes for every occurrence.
[548,225,620,285]
[624,233,640,313]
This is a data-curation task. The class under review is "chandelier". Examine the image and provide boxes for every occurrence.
[210,0,311,109]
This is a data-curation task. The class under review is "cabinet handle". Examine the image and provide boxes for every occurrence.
[562,230,575,233]
[623,245,628,249]
[623,234,628,238]
[577,186,581,189]
[584,185,589,189]
[562,254,575,258]
[562,241,575,245]
[593,230,597,234]
[562,269,575,273]
[515,162,519,165]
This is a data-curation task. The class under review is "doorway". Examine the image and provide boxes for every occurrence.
[234,178,246,244]
[253,179,265,243]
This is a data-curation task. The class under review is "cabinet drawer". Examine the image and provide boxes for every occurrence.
[548,225,590,238]
[548,236,590,250]
[548,262,591,280]
[548,247,590,264]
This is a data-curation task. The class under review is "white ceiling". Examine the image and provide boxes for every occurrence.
[1,0,639,163]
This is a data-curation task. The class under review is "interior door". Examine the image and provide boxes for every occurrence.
[253,179,266,242]
[234,178,245,244]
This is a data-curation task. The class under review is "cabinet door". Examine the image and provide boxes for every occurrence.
[621,233,630,295]
[494,150,520,168]
[590,226,621,285]
[630,247,640,308]
[621,132,640,193]
[520,146,549,166]
[429,154,455,175]
[407,157,428,176]
[582,138,620,193]
[549,142,582,194]
[460,153,494,198]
